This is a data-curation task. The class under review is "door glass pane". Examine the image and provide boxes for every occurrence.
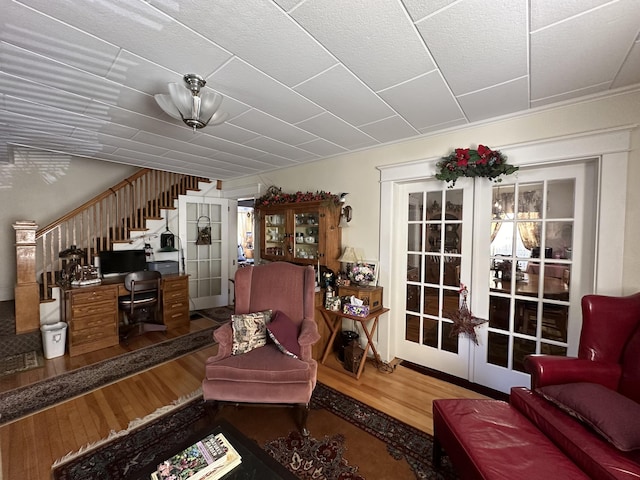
[488,178,573,372]
[405,188,465,354]
[408,192,423,221]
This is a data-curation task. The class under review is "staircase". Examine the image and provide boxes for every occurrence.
[7,168,211,353]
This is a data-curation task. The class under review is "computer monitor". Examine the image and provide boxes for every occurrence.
[99,249,147,278]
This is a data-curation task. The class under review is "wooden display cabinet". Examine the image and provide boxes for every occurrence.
[257,200,342,273]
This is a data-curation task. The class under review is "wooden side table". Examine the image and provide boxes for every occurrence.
[317,307,389,379]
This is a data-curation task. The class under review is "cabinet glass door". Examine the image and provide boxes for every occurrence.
[264,213,287,258]
[293,210,320,263]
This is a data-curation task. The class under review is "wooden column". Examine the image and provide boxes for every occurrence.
[13,220,40,333]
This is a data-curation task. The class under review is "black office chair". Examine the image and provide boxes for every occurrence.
[118,270,166,341]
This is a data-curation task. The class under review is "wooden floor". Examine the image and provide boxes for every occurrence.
[0,318,487,480]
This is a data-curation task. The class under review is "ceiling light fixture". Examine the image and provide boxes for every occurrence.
[154,74,229,132]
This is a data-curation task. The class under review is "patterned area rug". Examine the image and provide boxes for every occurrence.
[51,383,457,480]
[0,327,218,425]
[0,351,44,378]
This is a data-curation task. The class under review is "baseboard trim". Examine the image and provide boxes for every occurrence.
[400,360,509,402]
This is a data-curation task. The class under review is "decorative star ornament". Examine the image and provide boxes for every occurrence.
[447,284,487,345]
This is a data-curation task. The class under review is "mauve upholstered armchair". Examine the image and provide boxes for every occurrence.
[202,262,321,436]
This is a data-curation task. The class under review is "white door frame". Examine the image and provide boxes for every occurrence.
[378,127,633,366]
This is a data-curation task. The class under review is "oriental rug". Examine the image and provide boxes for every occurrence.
[0,350,44,378]
[0,326,219,425]
[52,383,457,480]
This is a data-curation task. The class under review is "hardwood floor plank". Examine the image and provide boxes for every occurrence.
[0,322,491,480]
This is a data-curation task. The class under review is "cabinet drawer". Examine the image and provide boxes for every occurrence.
[164,289,187,303]
[163,277,188,292]
[70,323,117,346]
[71,288,117,305]
[163,309,189,329]
[72,300,117,319]
[70,312,117,331]
[165,299,188,313]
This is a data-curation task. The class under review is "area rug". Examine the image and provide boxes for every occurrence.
[191,305,234,323]
[0,326,218,425]
[52,383,457,480]
[0,350,44,378]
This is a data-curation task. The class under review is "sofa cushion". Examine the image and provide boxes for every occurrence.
[539,382,640,451]
[231,310,272,355]
[267,310,301,359]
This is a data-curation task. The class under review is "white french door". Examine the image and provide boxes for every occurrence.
[397,177,475,378]
[178,195,235,310]
[471,162,595,392]
[393,162,595,393]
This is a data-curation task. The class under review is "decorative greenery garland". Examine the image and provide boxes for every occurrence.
[255,186,341,208]
[435,145,518,187]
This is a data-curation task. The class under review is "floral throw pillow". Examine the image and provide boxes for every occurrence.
[231,310,272,355]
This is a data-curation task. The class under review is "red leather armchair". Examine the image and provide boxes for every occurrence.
[202,262,321,435]
[525,292,640,402]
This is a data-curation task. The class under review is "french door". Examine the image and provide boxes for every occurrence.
[178,195,235,310]
[396,162,595,393]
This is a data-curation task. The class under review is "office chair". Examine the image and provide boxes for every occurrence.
[118,270,166,341]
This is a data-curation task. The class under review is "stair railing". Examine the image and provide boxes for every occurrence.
[33,168,209,302]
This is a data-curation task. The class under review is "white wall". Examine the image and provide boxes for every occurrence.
[1,151,137,300]
[223,89,640,295]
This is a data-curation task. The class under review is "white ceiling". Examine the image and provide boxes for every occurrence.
[1,0,639,180]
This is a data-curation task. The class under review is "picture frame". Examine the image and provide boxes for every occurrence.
[351,260,378,287]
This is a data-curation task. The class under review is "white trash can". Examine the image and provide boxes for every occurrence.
[41,322,67,359]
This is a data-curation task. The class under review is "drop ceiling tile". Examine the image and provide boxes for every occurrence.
[417,118,467,135]
[106,50,181,95]
[530,1,640,99]
[290,0,436,91]
[530,83,609,108]
[149,0,336,88]
[230,110,317,145]
[294,65,396,126]
[19,0,232,79]
[530,0,613,31]
[378,71,465,130]
[402,0,458,22]
[193,123,260,145]
[210,58,323,124]
[295,138,347,158]
[190,134,269,160]
[612,41,640,88]
[161,150,256,175]
[1,2,120,77]
[244,136,318,161]
[358,116,420,144]
[457,77,529,122]
[295,112,377,150]
[131,131,217,158]
[416,0,527,96]
[253,153,299,167]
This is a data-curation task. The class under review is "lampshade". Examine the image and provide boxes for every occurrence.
[337,247,360,264]
[154,74,229,132]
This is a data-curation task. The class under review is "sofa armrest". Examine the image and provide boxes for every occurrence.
[298,317,321,361]
[525,355,621,390]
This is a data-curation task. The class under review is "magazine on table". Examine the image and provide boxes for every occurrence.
[151,432,241,480]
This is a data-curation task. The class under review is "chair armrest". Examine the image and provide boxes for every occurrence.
[524,355,622,390]
[298,317,320,361]
[209,322,233,360]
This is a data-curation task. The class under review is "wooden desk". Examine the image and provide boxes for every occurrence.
[317,307,389,379]
[61,274,189,356]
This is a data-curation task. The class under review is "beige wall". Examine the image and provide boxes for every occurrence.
[1,151,137,300]
[224,89,640,295]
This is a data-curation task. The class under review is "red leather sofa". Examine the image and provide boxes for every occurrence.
[520,292,640,479]
[433,293,640,479]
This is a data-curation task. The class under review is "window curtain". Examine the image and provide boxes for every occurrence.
[517,190,542,251]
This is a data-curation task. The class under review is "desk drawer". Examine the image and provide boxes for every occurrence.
[70,312,117,332]
[164,289,187,302]
[164,309,189,329]
[72,300,117,319]
[71,287,117,305]
[163,276,188,292]
[70,322,117,347]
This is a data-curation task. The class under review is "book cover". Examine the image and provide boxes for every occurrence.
[152,432,230,480]
[197,434,242,480]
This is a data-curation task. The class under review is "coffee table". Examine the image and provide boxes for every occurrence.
[137,419,298,480]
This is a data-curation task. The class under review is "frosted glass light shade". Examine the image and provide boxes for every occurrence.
[154,74,228,131]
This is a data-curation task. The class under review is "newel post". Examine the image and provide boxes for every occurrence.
[13,220,40,333]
